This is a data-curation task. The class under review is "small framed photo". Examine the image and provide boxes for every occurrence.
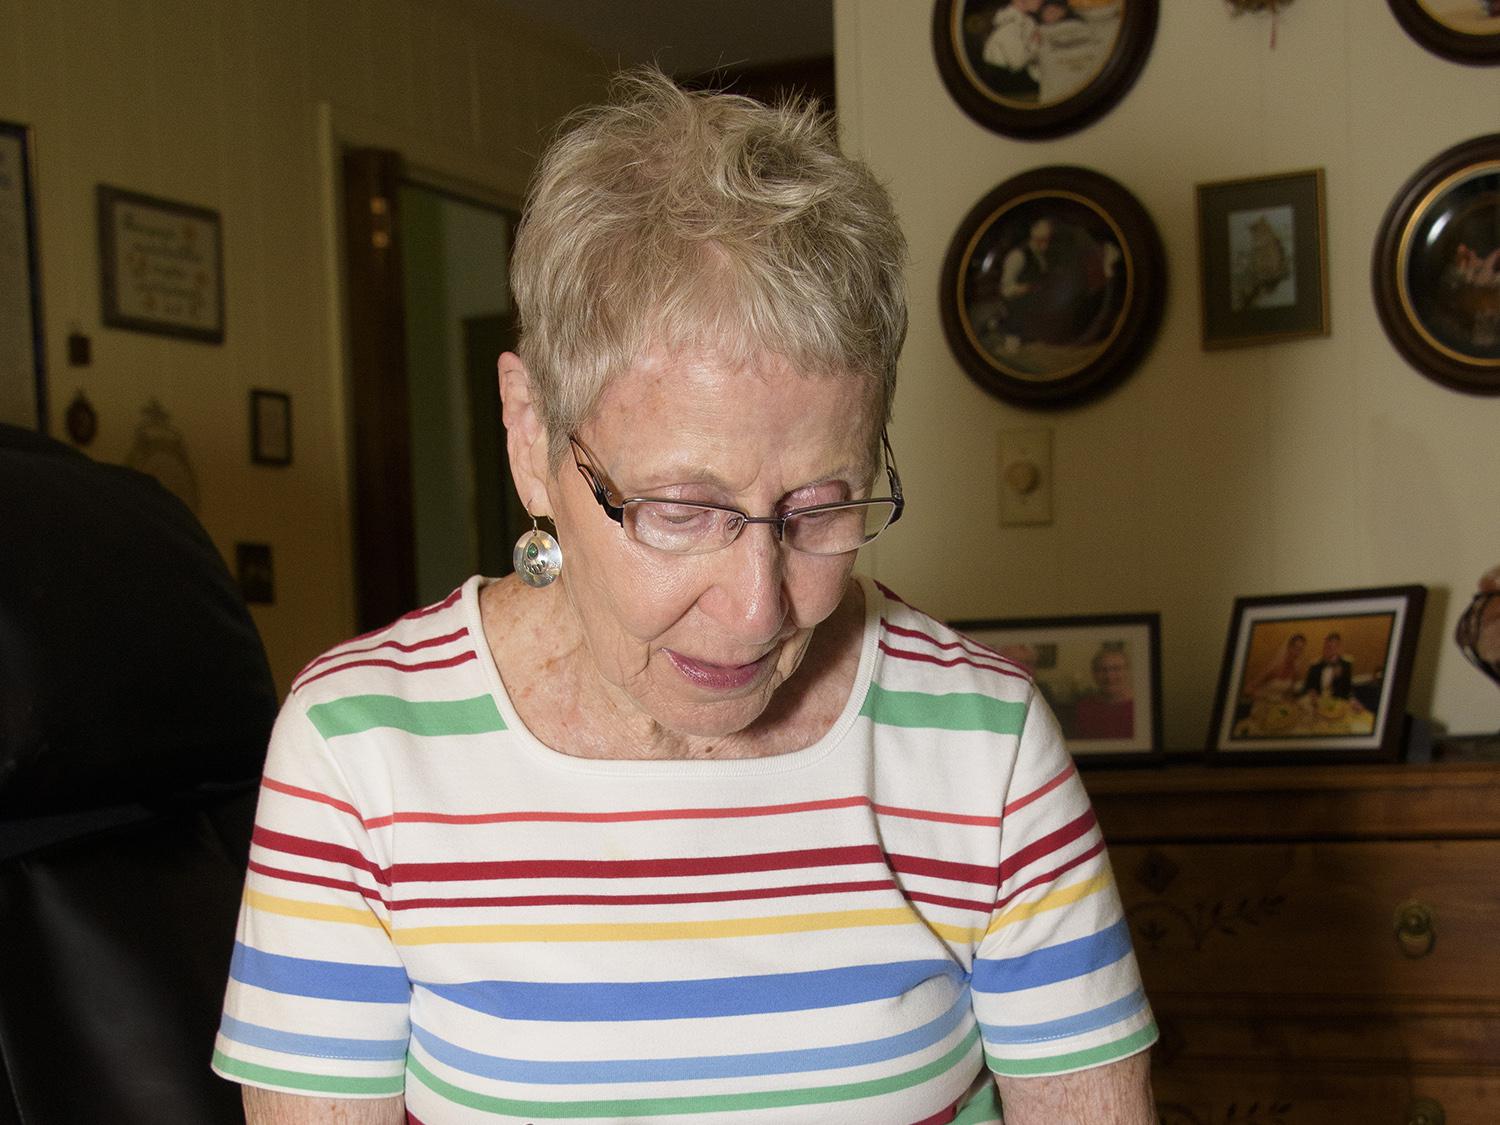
[98,184,224,343]
[250,389,291,466]
[1207,585,1427,764]
[939,164,1166,409]
[1196,168,1329,350]
[931,0,1159,140]
[951,612,1163,765]
[1385,0,1500,66]
[1372,132,1500,397]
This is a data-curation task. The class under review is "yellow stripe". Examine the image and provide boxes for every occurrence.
[244,888,387,931]
[393,907,927,946]
[985,872,1112,936]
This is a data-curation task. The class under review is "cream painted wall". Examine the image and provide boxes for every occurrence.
[837,0,1500,746]
[1,0,605,695]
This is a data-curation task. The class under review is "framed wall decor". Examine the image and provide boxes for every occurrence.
[1196,168,1330,350]
[98,185,224,343]
[250,389,292,466]
[1386,0,1500,66]
[1206,586,1427,764]
[950,612,1164,764]
[0,119,46,430]
[1372,132,1500,396]
[931,0,1159,140]
[939,164,1165,408]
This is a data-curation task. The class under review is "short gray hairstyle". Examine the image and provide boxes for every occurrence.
[510,68,908,462]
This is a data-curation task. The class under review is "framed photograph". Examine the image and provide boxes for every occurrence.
[939,164,1165,408]
[250,389,292,466]
[1196,169,1329,350]
[950,612,1163,764]
[0,120,46,429]
[931,0,1159,140]
[1207,586,1427,764]
[1386,0,1500,66]
[97,185,224,343]
[1372,132,1500,396]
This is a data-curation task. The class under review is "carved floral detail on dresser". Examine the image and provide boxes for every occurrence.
[1156,1100,1294,1125]
[1128,893,1286,952]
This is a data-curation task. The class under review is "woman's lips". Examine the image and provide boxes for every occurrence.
[664,648,774,692]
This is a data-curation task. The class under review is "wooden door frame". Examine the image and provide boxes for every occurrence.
[314,103,527,632]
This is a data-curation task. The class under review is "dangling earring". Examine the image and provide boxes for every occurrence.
[513,515,562,588]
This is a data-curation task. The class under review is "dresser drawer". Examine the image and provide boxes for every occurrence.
[1110,840,1500,1003]
[1153,1069,1500,1125]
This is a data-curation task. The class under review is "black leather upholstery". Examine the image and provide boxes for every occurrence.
[0,425,276,1123]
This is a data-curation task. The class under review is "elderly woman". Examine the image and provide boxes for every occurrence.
[215,70,1156,1124]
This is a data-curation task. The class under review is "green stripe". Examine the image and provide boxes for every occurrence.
[407,1025,981,1118]
[212,1049,404,1096]
[985,1021,1158,1078]
[306,694,505,738]
[951,1080,1002,1123]
[860,685,1027,734]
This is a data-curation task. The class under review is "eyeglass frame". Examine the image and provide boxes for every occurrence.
[1456,588,1500,689]
[567,429,905,555]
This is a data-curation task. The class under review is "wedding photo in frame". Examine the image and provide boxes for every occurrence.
[951,613,1163,765]
[1196,168,1329,350]
[0,119,46,430]
[1207,586,1427,764]
[931,0,1159,139]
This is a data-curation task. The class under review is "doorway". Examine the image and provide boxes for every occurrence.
[342,147,525,630]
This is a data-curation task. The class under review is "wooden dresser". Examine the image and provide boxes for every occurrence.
[1085,761,1500,1125]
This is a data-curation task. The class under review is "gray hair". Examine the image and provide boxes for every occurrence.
[510,67,908,463]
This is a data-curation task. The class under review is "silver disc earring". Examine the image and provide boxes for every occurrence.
[513,516,562,588]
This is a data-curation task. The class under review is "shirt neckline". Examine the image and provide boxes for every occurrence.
[459,573,882,777]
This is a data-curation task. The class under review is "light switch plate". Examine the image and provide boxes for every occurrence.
[998,427,1053,526]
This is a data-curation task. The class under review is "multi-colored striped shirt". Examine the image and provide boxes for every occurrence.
[214,575,1155,1122]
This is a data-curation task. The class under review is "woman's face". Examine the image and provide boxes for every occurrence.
[538,347,882,740]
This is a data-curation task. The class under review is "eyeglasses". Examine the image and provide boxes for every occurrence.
[1456,589,1500,689]
[569,430,904,556]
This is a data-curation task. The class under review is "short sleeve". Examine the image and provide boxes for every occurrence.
[212,696,411,1098]
[970,692,1156,1078]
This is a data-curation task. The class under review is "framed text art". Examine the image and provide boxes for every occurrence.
[98,185,224,344]
[939,164,1165,408]
[932,0,1159,139]
[1206,586,1427,764]
[0,120,46,429]
[1373,133,1500,396]
[1196,168,1330,350]
[951,612,1164,764]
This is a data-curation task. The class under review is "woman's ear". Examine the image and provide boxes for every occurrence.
[498,352,552,516]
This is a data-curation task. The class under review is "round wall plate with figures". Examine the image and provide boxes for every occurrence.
[931,0,1158,140]
[939,164,1165,408]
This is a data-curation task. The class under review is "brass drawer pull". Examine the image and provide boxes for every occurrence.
[1394,901,1435,958]
[1406,1096,1445,1125]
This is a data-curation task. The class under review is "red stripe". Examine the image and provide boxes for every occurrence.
[364,795,871,829]
[909,1099,960,1125]
[902,888,994,914]
[388,879,898,912]
[248,859,386,904]
[878,640,1029,681]
[994,838,1106,910]
[295,589,466,679]
[262,776,362,819]
[251,826,391,886]
[388,844,886,885]
[294,649,477,689]
[887,852,999,889]
[873,579,913,608]
[998,809,1097,882]
[872,802,1000,828]
[882,620,1031,674]
[1003,761,1076,815]
[293,627,470,689]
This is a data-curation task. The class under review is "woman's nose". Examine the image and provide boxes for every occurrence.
[706,524,789,643]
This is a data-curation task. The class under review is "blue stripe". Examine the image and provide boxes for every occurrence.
[970,919,1132,994]
[218,1014,408,1062]
[410,990,972,1084]
[417,959,964,1022]
[979,988,1147,1045]
[231,942,411,1004]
